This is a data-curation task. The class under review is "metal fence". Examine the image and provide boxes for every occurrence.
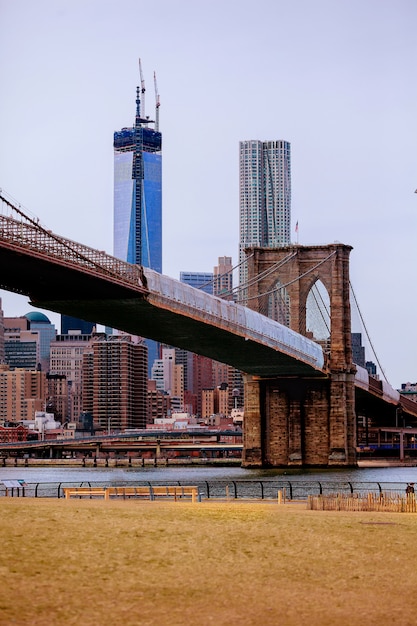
[0,479,413,500]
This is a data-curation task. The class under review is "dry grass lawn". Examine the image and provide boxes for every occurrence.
[1,498,417,625]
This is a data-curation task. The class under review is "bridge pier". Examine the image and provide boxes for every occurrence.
[242,243,357,468]
[242,373,357,467]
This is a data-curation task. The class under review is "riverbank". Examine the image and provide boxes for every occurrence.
[357,458,417,467]
[0,456,242,468]
[2,498,417,625]
[1,456,416,469]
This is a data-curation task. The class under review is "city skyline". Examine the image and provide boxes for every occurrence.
[0,0,415,389]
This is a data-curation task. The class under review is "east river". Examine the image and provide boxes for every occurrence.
[1,464,417,486]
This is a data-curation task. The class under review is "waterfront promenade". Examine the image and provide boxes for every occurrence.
[2,497,417,625]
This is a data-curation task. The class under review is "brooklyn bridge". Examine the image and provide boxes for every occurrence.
[0,190,415,467]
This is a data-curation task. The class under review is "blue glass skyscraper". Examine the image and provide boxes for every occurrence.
[114,86,162,271]
[180,272,213,295]
[113,67,162,374]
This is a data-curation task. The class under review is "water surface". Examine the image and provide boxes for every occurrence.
[1,464,416,485]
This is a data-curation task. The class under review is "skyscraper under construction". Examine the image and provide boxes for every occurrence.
[113,61,162,272]
[113,61,162,373]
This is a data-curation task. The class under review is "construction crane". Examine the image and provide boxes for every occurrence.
[139,58,146,119]
[154,71,160,132]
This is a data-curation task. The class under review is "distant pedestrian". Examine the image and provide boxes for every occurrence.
[406,483,415,495]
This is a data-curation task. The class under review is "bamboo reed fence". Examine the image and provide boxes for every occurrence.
[307,493,417,513]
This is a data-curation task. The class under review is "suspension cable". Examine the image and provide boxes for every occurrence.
[0,189,137,282]
[244,251,337,301]
[349,281,389,383]
[234,251,298,297]
[309,285,330,335]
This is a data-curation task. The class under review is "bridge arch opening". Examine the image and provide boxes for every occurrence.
[306,279,330,350]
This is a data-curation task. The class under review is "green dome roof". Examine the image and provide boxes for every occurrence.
[25,311,51,324]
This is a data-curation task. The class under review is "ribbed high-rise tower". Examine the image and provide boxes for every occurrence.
[239,139,291,296]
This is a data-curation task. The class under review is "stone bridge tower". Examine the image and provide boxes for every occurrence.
[242,243,357,467]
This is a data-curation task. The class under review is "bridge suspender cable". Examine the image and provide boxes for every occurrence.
[349,281,389,384]
[245,251,337,302]
[0,189,133,283]
[195,250,299,300]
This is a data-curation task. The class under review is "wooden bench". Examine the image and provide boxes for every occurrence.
[107,485,200,502]
[148,486,199,502]
[63,485,200,502]
[63,487,109,500]
[106,486,154,499]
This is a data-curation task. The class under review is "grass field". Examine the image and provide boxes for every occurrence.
[1,498,417,625]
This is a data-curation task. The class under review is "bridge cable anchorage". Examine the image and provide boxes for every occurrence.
[0,189,142,286]
[349,281,389,384]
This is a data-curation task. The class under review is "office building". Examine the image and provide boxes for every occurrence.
[239,140,291,296]
[49,332,97,423]
[113,62,162,373]
[61,315,95,336]
[82,334,148,431]
[0,365,47,422]
[201,385,230,420]
[151,348,184,411]
[180,272,213,295]
[148,379,170,423]
[4,312,56,372]
[26,312,56,372]
[4,330,39,371]
[46,373,68,423]
[4,316,40,370]
[0,299,4,363]
[351,333,365,368]
[177,272,213,415]
[178,260,242,416]
[113,63,162,270]
[192,353,214,418]
[400,382,417,403]
[213,256,233,301]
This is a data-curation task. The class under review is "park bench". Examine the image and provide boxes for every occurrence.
[147,485,200,502]
[107,485,200,502]
[63,487,109,500]
[63,485,200,502]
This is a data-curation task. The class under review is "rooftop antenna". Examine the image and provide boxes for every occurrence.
[139,58,146,120]
[154,71,160,132]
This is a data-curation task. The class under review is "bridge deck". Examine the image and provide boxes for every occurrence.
[0,207,416,418]
[0,212,325,376]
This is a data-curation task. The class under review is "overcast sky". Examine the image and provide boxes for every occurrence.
[0,0,415,389]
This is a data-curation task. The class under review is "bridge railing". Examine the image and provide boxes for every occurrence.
[145,268,325,370]
[0,214,145,288]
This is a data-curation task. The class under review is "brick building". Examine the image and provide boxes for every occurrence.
[82,334,148,431]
